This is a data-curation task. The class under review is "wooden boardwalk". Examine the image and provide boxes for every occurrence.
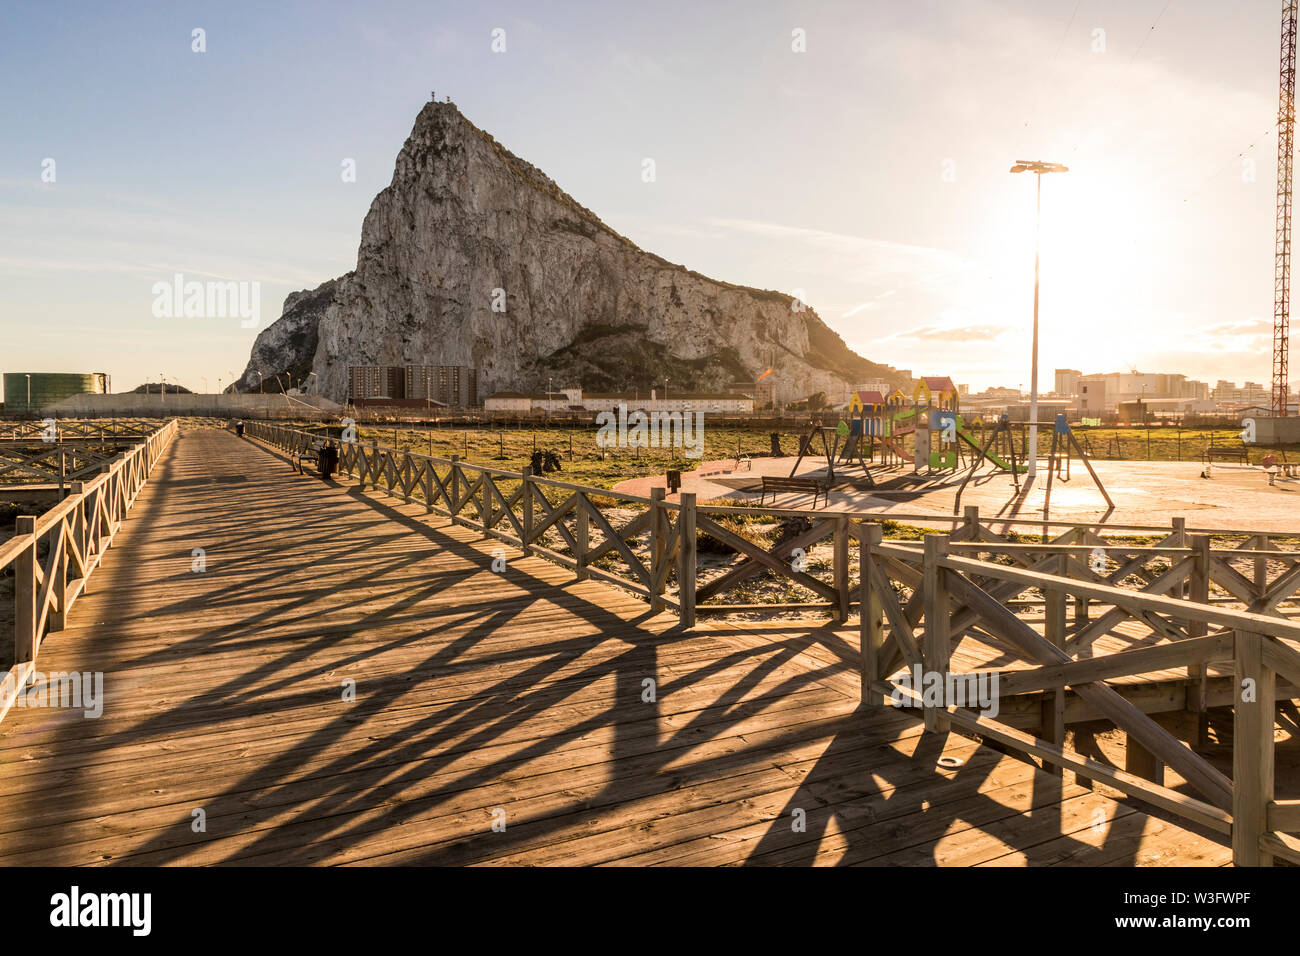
[0,429,1233,865]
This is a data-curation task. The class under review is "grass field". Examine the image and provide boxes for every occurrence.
[316,421,811,489]
[304,421,1300,490]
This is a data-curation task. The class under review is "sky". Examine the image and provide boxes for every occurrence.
[0,0,1293,393]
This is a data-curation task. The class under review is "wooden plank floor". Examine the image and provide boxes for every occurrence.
[0,428,1232,865]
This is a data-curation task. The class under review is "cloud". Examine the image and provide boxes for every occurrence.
[888,323,1018,343]
[702,217,969,287]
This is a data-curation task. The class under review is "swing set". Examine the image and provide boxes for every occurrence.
[953,413,1112,515]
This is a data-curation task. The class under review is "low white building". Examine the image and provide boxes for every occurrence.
[583,390,753,414]
[484,391,532,412]
[484,387,752,414]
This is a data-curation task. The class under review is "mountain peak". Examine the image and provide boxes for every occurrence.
[237,101,901,401]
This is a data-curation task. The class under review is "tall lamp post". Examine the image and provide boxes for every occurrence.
[1009,160,1069,479]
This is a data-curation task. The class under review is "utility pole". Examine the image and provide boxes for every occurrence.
[1010,160,1069,477]
[1275,0,1297,416]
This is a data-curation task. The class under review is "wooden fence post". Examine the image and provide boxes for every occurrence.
[922,533,950,733]
[49,520,67,633]
[14,517,37,665]
[650,488,666,612]
[860,523,884,707]
[520,466,534,555]
[1041,553,1068,778]
[677,493,697,629]
[1187,534,1211,747]
[1254,534,1269,600]
[1171,517,1187,599]
[1073,526,1089,631]
[1232,629,1275,866]
[962,505,980,542]
[450,454,461,524]
[575,496,589,582]
[69,481,86,586]
[833,515,849,623]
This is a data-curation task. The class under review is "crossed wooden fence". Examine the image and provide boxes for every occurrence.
[0,420,157,441]
[249,422,694,620]
[0,441,140,485]
[0,420,178,720]
[860,528,1300,867]
[246,422,1300,864]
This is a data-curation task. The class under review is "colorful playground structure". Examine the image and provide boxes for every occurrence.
[835,376,1023,475]
[787,374,1111,511]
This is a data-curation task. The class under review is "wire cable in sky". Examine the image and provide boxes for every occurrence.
[1130,0,1176,64]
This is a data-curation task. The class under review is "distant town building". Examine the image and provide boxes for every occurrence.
[1117,396,1218,423]
[405,365,478,407]
[1212,380,1271,406]
[348,366,405,401]
[1054,368,1082,396]
[483,391,535,412]
[485,388,753,414]
[586,390,753,414]
[348,365,479,406]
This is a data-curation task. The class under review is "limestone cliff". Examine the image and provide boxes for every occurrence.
[236,101,902,403]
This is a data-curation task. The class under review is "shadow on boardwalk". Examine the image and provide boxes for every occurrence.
[0,429,1232,866]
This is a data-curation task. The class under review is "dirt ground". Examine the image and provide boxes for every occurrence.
[615,456,1300,533]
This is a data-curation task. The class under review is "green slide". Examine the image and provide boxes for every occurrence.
[953,416,1027,473]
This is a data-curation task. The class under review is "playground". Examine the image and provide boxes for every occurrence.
[612,377,1300,532]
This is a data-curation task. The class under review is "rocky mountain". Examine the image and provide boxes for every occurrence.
[236,100,903,404]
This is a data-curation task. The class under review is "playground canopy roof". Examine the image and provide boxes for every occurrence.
[913,376,958,405]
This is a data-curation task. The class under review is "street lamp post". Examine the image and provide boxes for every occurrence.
[1010,160,1069,479]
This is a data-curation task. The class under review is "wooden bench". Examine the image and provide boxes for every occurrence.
[760,475,827,508]
[1203,446,1250,466]
[291,441,325,474]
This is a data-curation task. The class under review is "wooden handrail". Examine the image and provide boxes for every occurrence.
[1,420,178,723]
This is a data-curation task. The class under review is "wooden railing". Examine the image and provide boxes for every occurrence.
[247,422,698,622]
[246,422,1300,864]
[0,420,158,441]
[245,424,1300,628]
[0,420,178,720]
[861,529,1300,867]
[0,439,141,485]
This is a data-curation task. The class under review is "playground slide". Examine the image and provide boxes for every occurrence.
[953,419,1027,473]
[879,435,909,460]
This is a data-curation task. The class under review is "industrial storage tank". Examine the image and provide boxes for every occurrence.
[2,372,108,412]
